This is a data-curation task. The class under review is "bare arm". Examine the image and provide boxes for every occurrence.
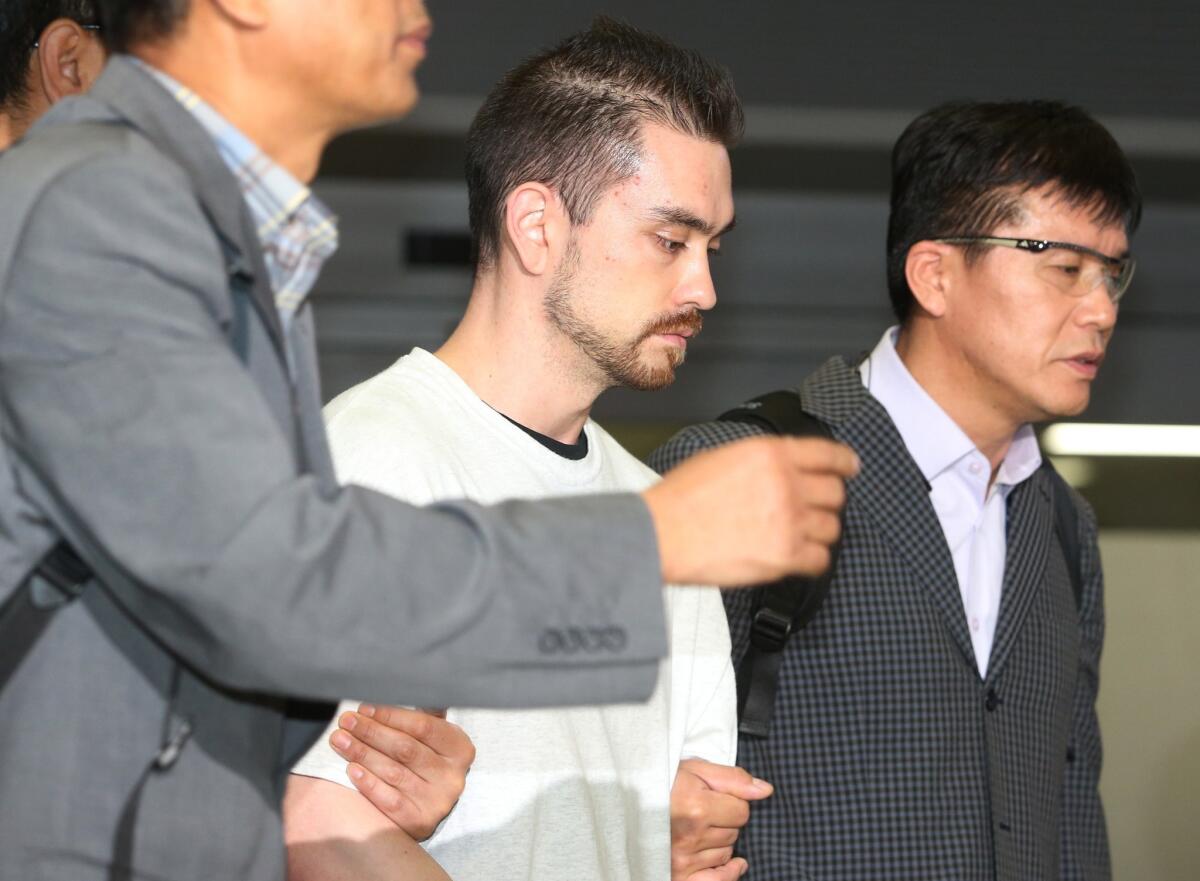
[284,775,452,881]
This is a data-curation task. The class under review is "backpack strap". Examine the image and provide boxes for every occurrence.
[0,543,93,697]
[1040,459,1084,611]
[719,390,843,737]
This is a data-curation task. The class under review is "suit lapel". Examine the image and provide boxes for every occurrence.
[802,358,977,669]
[87,56,287,358]
[986,468,1054,680]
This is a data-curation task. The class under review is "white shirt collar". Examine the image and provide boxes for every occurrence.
[859,327,1042,489]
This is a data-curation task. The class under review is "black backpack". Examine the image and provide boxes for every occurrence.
[719,389,1084,738]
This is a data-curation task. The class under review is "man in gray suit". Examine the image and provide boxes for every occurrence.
[650,101,1140,880]
[0,1,857,880]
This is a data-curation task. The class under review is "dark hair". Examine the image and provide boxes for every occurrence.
[0,0,98,111]
[886,100,1142,323]
[466,16,743,269]
[95,0,187,53]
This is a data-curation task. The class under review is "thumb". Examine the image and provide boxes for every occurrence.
[681,758,773,801]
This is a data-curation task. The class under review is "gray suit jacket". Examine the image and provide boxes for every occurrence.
[649,356,1108,881]
[0,56,667,881]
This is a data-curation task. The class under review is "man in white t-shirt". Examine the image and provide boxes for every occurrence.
[284,18,788,881]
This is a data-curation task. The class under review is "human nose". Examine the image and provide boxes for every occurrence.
[1074,277,1119,332]
[678,251,718,312]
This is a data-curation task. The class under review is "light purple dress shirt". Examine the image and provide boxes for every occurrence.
[860,327,1042,677]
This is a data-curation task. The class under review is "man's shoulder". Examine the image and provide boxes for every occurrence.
[646,356,867,476]
[323,354,485,491]
[325,356,447,448]
[646,419,771,475]
[0,108,205,272]
[3,98,182,194]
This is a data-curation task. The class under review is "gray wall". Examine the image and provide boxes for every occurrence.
[1098,532,1200,881]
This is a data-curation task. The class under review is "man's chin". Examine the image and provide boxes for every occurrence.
[1036,386,1092,422]
[620,361,679,392]
[624,373,676,392]
[348,81,420,129]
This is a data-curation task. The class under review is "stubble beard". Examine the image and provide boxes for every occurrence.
[543,242,703,392]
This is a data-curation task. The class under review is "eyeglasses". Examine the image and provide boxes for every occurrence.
[932,235,1136,304]
[32,23,101,50]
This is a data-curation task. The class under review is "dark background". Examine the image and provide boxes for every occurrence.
[310,1,1200,528]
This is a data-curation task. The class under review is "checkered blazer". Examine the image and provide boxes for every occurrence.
[648,356,1109,881]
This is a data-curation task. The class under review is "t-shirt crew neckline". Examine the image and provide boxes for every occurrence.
[396,348,605,484]
[499,412,589,461]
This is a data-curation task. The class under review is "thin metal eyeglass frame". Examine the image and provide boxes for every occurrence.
[932,235,1135,303]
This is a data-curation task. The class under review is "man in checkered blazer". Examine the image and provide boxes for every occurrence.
[649,100,1141,881]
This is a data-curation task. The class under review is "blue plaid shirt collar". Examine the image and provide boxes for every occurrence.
[130,59,338,330]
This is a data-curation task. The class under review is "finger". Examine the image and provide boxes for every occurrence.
[679,759,773,801]
[682,825,739,851]
[359,704,474,765]
[790,541,832,577]
[800,509,843,546]
[783,437,860,477]
[332,713,439,783]
[683,790,752,829]
[795,473,848,512]
[417,707,448,719]
[357,703,464,757]
[674,846,736,878]
[343,760,422,829]
[687,857,748,881]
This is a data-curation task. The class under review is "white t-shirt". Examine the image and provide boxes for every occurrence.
[292,347,736,881]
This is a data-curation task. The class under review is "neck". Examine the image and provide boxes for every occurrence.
[0,113,16,151]
[435,267,602,444]
[1,87,45,149]
[894,322,1019,473]
[135,40,333,182]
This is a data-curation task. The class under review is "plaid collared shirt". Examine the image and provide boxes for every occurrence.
[133,60,338,352]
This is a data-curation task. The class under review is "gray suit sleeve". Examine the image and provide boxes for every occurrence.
[0,151,666,710]
[1058,492,1111,881]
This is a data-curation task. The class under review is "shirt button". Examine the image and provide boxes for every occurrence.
[970,617,981,632]
[968,461,983,475]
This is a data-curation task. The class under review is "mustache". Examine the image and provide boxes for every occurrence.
[640,307,704,340]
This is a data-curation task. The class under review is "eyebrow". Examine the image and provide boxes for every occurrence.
[649,206,737,237]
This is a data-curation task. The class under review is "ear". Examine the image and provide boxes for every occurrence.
[35,20,103,103]
[502,182,562,276]
[904,240,956,319]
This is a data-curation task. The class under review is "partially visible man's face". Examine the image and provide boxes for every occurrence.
[544,123,734,391]
[940,184,1126,425]
[276,0,431,129]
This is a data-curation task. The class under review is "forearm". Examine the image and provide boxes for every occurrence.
[284,776,451,881]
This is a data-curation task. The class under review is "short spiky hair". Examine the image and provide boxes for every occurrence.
[886,100,1142,323]
[465,17,744,269]
[0,0,98,111]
